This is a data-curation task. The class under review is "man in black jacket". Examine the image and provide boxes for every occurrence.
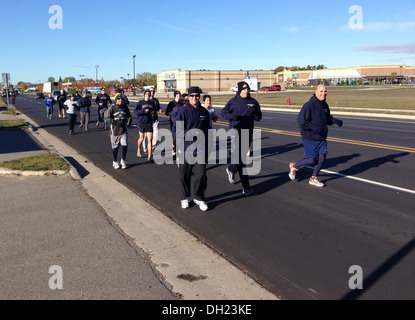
[288,84,343,187]
[57,90,67,118]
[175,86,210,211]
[77,92,91,131]
[220,81,262,195]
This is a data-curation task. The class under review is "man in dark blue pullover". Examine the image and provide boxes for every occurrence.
[221,81,262,195]
[95,87,112,129]
[77,92,91,131]
[175,86,210,212]
[288,84,343,187]
[165,90,182,155]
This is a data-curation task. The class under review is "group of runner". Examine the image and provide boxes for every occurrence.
[43,82,343,211]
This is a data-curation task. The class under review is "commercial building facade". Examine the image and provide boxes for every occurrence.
[157,69,274,93]
[276,65,415,87]
[156,65,415,92]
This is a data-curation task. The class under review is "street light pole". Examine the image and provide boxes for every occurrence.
[95,65,99,84]
[133,55,136,95]
[79,75,84,91]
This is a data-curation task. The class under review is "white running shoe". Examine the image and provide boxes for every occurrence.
[288,162,298,181]
[309,176,325,187]
[226,168,235,184]
[193,199,208,212]
[181,199,189,209]
[120,159,127,169]
[112,161,120,169]
[242,188,254,196]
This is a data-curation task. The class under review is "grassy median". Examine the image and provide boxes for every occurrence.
[0,100,68,171]
[0,153,69,171]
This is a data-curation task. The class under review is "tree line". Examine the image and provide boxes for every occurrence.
[17,72,158,92]
[274,65,327,73]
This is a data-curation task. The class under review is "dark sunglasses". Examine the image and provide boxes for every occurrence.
[189,94,200,98]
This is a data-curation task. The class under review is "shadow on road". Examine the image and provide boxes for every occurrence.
[341,237,415,300]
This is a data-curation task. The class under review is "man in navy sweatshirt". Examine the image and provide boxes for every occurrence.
[288,84,343,187]
[175,86,210,211]
[77,92,91,131]
[95,87,112,129]
[221,81,262,195]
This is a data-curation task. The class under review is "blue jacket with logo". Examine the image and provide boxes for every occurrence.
[220,93,262,131]
[174,101,210,155]
[134,99,156,126]
[297,94,334,141]
[95,93,112,108]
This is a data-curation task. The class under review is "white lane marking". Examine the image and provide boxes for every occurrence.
[312,167,415,195]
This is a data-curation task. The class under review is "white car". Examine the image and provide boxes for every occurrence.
[231,85,238,92]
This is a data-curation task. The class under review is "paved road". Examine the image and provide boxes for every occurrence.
[14,94,415,299]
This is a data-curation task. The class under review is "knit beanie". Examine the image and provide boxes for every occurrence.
[237,81,250,94]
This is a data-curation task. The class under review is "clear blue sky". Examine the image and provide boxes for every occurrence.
[1,0,414,84]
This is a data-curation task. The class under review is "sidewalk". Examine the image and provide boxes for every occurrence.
[0,106,278,300]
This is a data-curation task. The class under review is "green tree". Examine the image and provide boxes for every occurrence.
[274,66,285,73]
[63,77,76,83]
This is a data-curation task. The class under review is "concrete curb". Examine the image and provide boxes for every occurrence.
[0,168,68,176]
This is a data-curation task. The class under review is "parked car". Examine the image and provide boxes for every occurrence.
[259,86,271,91]
[51,90,61,100]
[270,84,281,91]
[35,92,45,99]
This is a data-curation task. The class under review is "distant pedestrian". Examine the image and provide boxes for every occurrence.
[175,86,210,212]
[44,93,55,119]
[202,94,218,129]
[288,84,343,187]
[221,81,262,195]
[64,95,79,135]
[77,92,91,131]
[57,89,67,118]
[143,87,162,154]
[165,90,182,155]
[105,95,132,169]
[134,89,156,161]
[11,92,16,105]
[73,91,81,102]
[114,89,129,105]
[95,87,112,129]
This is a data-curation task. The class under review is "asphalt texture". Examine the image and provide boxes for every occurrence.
[0,104,277,301]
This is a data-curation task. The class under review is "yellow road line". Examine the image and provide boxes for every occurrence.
[123,111,415,154]
[214,120,415,154]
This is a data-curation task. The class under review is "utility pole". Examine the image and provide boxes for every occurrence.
[95,65,99,84]
[133,55,136,95]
